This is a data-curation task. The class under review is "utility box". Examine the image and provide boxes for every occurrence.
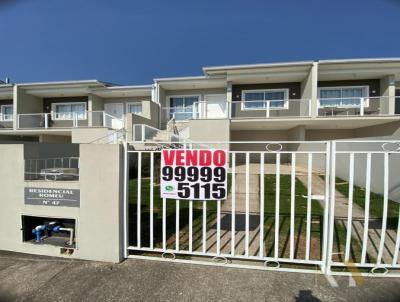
[22,215,76,249]
[0,143,124,263]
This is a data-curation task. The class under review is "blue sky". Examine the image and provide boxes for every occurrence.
[0,0,399,85]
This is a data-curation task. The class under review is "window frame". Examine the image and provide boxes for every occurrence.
[241,89,289,111]
[317,85,370,108]
[167,95,201,120]
[126,102,143,115]
[51,102,87,120]
[0,104,13,121]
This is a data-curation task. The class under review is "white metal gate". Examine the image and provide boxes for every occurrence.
[123,140,400,277]
[327,141,400,276]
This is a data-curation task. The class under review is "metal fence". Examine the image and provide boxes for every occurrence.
[25,157,80,181]
[124,140,400,277]
[327,141,400,276]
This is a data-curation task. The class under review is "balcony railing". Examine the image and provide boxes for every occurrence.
[161,96,398,121]
[317,96,394,117]
[25,157,79,181]
[162,99,311,121]
[230,99,311,119]
[133,124,180,142]
[17,111,123,130]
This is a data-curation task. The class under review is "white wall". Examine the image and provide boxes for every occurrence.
[0,143,124,262]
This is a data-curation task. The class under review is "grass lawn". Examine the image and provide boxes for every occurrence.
[332,177,400,229]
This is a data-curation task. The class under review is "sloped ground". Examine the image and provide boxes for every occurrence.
[0,251,399,302]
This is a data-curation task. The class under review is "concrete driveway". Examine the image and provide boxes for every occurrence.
[0,251,399,302]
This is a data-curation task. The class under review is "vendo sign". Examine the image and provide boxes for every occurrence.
[161,149,228,200]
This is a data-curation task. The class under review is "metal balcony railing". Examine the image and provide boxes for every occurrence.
[25,157,80,181]
[17,111,123,130]
[162,99,311,120]
[161,96,399,121]
[317,96,395,117]
[133,124,180,142]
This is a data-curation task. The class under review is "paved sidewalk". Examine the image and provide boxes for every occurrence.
[0,251,399,302]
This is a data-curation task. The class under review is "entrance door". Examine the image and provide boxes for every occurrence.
[104,103,124,129]
[204,94,227,119]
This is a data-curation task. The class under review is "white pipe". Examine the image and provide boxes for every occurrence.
[59,227,74,246]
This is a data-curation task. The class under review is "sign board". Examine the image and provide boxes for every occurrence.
[24,187,80,207]
[161,149,227,200]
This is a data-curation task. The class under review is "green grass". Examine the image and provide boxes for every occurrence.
[333,177,399,229]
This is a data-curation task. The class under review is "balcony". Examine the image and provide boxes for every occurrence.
[230,99,311,119]
[17,111,123,130]
[161,96,398,122]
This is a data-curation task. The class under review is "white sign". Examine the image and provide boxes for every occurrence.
[161,149,228,200]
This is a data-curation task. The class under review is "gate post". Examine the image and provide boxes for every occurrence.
[320,141,331,274]
[324,141,336,274]
[123,141,129,258]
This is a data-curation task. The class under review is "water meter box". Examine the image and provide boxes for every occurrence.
[22,215,76,248]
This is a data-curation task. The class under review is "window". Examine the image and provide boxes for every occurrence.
[126,102,143,115]
[0,105,13,121]
[169,95,199,120]
[242,89,289,110]
[318,86,369,108]
[52,102,86,120]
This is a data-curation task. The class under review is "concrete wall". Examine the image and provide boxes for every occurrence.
[72,128,111,144]
[355,121,400,139]
[0,143,124,262]
[38,135,71,144]
[188,119,230,149]
[15,87,43,114]
[302,62,318,117]
[306,129,356,141]
[230,130,291,162]
[303,122,400,142]
[380,75,396,115]
[15,86,43,129]
[79,144,124,262]
[0,144,80,258]
[333,140,400,202]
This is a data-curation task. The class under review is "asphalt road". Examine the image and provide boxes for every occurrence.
[0,251,399,302]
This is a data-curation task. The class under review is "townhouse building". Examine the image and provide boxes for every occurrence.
[1,58,400,146]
